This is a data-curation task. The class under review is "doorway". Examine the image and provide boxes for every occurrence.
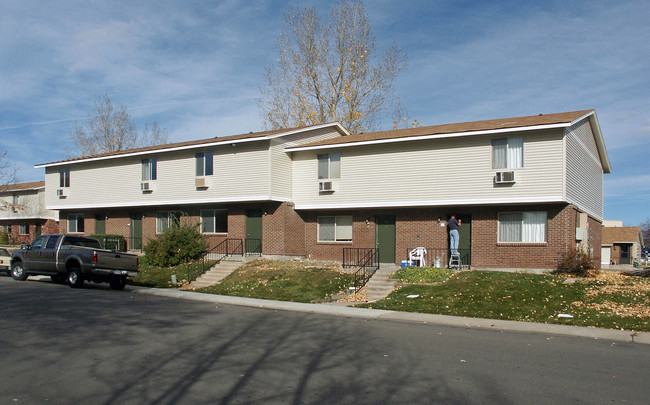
[449,214,471,265]
[375,215,396,264]
[130,212,142,251]
[246,209,263,254]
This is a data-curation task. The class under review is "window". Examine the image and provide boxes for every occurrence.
[59,168,70,187]
[142,158,157,181]
[12,194,19,207]
[195,152,213,176]
[498,211,547,243]
[156,211,183,233]
[31,235,47,249]
[492,138,523,169]
[2,224,11,234]
[317,153,341,179]
[67,214,84,233]
[318,216,352,242]
[46,235,60,249]
[200,209,227,233]
[19,223,29,235]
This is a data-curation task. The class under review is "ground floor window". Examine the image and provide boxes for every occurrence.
[2,224,11,233]
[498,211,547,243]
[19,223,29,235]
[67,214,85,233]
[200,209,227,233]
[156,211,183,233]
[318,216,352,242]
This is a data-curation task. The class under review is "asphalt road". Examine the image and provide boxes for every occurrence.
[1,275,649,404]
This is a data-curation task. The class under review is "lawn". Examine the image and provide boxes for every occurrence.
[195,259,355,303]
[358,268,650,331]
[130,262,194,288]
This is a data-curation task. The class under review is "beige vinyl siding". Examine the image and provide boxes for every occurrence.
[270,127,344,200]
[45,140,271,209]
[565,120,604,219]
[0,188,54,220]
[292,129,565,208]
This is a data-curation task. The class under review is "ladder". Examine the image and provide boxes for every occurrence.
[449,253,461,270]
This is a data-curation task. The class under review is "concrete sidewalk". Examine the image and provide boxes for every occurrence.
[131,286,650,345]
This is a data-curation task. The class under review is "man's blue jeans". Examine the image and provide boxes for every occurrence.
[449,229,459,254]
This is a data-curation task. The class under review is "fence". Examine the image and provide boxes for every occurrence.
[404,247,471,269]
[343,248,380,291]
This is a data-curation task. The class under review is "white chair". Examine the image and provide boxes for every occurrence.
[409,247,427,267]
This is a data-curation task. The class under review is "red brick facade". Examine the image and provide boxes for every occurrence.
[56,202,601,270]
[0,218,59,245]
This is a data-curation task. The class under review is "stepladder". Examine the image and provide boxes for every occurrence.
[449,253,461,270]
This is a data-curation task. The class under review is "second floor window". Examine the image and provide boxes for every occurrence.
[59,168,70,187]
[142,158,157,181]
[196,152,213,176]
[492,138,523,169]
[317,153,341,179]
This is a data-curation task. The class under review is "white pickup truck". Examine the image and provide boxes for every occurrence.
[10,234,139,290]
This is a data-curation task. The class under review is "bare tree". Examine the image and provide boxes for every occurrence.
[0,149,18,187]
[640,218,650,247]
[69,94,168,157]
[258,0,407,134]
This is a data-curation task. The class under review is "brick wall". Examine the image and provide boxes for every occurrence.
[1,218,59,244]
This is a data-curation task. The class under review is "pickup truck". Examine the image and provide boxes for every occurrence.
[10,234,139,290]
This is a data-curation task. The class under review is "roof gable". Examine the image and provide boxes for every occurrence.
[602,227,643,245]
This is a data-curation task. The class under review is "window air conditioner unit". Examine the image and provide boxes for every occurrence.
[195,177,208,188]
[141,182,153,193]
[319,181,335,192]
[494,171,516,184]
[56,189,67,198]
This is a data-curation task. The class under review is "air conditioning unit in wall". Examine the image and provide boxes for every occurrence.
[319,181,335,192]
[56,189,67,198]
[141,182,153,193]
[195,177,208,189]
[494,171,516,184]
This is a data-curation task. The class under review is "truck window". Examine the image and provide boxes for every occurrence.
[46,236,61,249]
[62,236,102,249]
[31,235,48,249]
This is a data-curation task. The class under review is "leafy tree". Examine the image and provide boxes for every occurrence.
[259,0,407,134]
[69,94,168,157]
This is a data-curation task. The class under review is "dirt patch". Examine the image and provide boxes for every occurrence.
[572,271,650,318]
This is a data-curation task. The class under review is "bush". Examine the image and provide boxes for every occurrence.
[0,231,11,245]
[143,224,208,267]
[90,234,127,252]
[555,246,595,277]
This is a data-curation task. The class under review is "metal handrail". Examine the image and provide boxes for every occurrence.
[343,247,379,268]
[350,248,379,291]
[187,238,244,282]
[245,238,262,256]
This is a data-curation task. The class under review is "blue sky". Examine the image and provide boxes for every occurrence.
[1,0,648,225]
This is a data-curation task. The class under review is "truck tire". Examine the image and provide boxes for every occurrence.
[109,277,126,291]
[68,267,84,288]
[11,262,28,281]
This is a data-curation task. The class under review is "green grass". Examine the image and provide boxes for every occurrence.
[195,259,355,303]
[393,266,453,283]
[130,262,194,288]
[359,271,650,331]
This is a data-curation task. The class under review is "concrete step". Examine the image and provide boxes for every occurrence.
[185,257,249,289]
[363,264,399,301]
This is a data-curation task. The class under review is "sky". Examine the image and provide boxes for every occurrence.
[1,0,648,226]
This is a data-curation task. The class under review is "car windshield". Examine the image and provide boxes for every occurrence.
[0,248,9,256]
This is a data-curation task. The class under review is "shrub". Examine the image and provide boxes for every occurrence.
[143,224,208,267]
[0,231,11,245]
[555,246,595,277]
[90,234,127,252]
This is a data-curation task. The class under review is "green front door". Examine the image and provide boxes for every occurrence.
[130,212,142,250]
[246,209,263,254]
[95,214,105,234]
[375,215,396,264]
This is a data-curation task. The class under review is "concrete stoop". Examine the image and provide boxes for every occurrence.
[185,257,250,289]
[363,264,399,301]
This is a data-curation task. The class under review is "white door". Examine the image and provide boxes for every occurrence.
[601,247,611,265]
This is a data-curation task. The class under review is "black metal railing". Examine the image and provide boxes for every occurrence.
[343,248,380,291]
[343,247,380,268]
[187,238,244,282]
[245,238,262,256]
[404,247,471,270]
[126,237,143,252]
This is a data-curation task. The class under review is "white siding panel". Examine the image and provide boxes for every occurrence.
[45,141,271,209]
[292,129,565,207]
[565,120,604,219]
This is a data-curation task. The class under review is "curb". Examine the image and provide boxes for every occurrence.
[130,286,650,345]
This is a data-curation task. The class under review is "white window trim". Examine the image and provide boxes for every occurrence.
[497,211,547,243]
[492,138,524,169]
[200,209,228,234]
[317,153,341,180]
[317,215,353,243]
[67,214,84,234]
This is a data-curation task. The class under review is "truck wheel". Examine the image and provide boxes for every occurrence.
[11,262,28,281]
[50,274,65,284]
[109,277,126,291]
[68,267,84,288]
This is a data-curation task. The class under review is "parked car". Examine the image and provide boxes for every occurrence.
[10,234,139,290]
[0,248,10,275]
